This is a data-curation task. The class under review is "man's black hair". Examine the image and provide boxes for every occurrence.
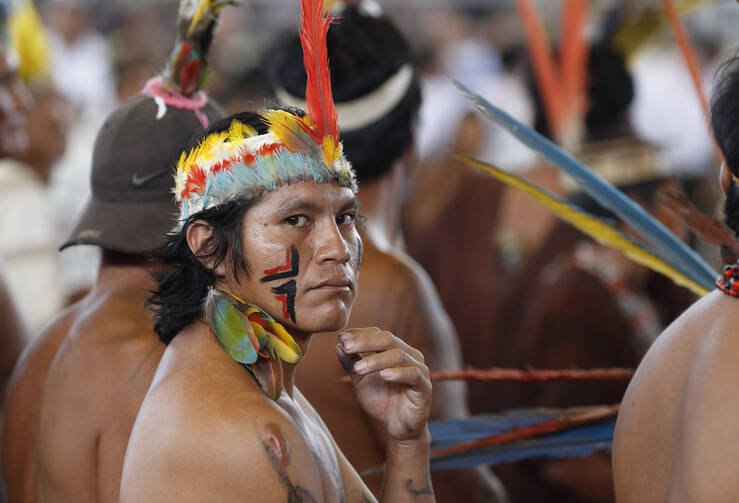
[711,56,739,236]
[267,4,421,184]
[148,110,291,344]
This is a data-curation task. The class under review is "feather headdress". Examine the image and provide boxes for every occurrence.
[174,0,356,224]
[6,0,49,85]
[163,0,236,96]
[141,0,235,128]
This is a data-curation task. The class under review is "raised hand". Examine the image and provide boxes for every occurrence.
[336,328,432,442]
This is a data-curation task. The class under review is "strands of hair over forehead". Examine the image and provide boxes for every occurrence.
[268,4,421,184]
[148,198,256,345]
[711,55,739,236]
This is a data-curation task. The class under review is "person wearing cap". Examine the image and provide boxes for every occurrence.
[265,3,507,501]
[612,54,739,502]
[1,2,226,501]
[121,2,434,502]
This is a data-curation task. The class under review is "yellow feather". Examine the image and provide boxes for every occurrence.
[453,154,709,297]
[8,0,50,84]
[187,0,212,38]
[262,109,317,153]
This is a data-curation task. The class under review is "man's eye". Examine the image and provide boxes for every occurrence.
[337,213,356,226]
[286,215,309,226]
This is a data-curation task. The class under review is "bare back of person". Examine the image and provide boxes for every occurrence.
[121,322,376,503]
[613,290,739,502]
[31,265,163,502]
[2,302,72,503]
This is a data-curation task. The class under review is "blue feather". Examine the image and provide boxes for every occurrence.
[452,79,718,291]
[430,420,615,470]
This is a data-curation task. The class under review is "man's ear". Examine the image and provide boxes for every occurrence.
[720,162,732,196]
[185,220,227,276]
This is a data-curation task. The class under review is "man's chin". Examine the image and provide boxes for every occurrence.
[290,303,352,335]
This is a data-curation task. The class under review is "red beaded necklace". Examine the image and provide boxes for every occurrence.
[716,263,739,297]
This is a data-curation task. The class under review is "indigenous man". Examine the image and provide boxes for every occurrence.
[612,55,739,501]
[267,4,507,501]
[121,4,433,501]
[1,2,226,501]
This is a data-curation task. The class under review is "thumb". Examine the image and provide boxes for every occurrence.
[335,343,363,386]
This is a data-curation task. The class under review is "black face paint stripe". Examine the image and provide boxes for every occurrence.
[272,280,297,323]
[261,246,299,283]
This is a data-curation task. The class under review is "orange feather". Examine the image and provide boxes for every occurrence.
[299,0,339,141]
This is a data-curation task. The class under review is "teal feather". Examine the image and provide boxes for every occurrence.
[205,289,259,364]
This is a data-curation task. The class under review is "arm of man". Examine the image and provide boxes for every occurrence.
[372,256,509,502]
[336,327,435,503]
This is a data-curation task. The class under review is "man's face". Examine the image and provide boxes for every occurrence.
[220,181,362,335]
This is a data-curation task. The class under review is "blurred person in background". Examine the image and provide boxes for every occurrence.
[0,0,68,335]
[488,45,694,503]
[613,51,739,503]
[0,1,31,500]
[46,0,115,115]
[1,1,226,500]
[45,0,120,303]
[268,3,507,501]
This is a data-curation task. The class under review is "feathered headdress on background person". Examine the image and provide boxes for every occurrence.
[174,0,356,224]
[6,0,49,85]
[143,0,235,127]
[163,0,235,96]
[60,0,230,255]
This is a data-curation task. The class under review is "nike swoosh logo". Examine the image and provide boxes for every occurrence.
[131,170,169,187]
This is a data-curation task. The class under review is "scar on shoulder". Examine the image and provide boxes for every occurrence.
[264,422,291,468]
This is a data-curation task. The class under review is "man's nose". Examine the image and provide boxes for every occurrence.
[313,220,351,265]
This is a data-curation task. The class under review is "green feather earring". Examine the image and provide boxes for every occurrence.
[204,288,302,400]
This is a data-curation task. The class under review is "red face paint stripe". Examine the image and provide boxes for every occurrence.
[275,294,289,320]
[263,249,292,276]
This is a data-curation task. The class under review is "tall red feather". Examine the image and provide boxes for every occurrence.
[299,0,339,141]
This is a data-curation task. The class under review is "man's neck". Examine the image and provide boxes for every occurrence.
[358,166,404,252]
[95,260,160,292]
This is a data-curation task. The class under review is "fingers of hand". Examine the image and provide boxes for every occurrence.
[353,348,429,380]
[339,329,425,363]
[379,366,432,393]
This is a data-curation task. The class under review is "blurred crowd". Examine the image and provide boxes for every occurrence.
[2,0,739,501]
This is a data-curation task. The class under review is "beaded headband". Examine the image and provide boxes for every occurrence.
[174,0,357,225]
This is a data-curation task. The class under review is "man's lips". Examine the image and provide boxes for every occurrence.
[308,277,353,291]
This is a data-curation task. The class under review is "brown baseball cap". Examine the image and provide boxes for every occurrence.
[61,93,225,254]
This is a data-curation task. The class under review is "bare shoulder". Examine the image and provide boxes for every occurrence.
[121,342,325,503]
[1,305,76,501]
[39,292,163,427]
[5,303,75,403]
[615,291,739,502]
[358,243,453,344]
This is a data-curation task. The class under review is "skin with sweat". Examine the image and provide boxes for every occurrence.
[120,181,435,503]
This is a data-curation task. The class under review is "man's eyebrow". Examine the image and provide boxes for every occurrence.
[275,198,322,213]
[339,197,361,213]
